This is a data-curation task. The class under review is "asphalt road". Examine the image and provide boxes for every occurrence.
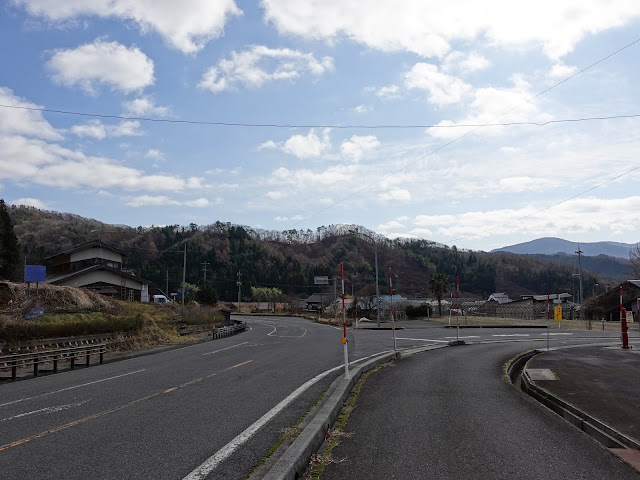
[320,340,640,480]
[1,317,637,479]
[0,316,365,479]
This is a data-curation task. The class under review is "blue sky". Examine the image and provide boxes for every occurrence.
[2,1,640,252]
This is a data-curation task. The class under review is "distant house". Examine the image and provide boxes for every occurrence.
[521,293,572,304]
[304,293,331,311]
[45,240,149,302]
[487,292,513,304]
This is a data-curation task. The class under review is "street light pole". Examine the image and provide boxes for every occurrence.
[349,229,380,329]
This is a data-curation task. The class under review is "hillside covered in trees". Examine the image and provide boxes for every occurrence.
[6,205,607,302]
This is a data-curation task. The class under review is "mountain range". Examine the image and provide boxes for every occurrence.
[492,237,637,259]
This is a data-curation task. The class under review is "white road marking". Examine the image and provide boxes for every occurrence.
[1,400,90,423]
[0,369,146,408]
[542,333,574,336]
[396,337,449,343]
[492,334,530,337]
[182,352,388,480]
[444,336,480,339]
[202,342,249,356]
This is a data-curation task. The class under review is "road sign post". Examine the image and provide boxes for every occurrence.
[340,263,350,379]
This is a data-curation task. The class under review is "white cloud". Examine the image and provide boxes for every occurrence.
[122,96,171,116]
[257,140,278,151]
[144,149,164,160]
[71,120,142,139]
[378,217,409,231]
[199,45,334,93]
[459,53,490,72]
[266,191,284,199]
[427,75,551,139]
[269,164,353,187]
[0,134,204,192]
[10,197,48,209]
[46,39,154,94]
[127,195,210,207]
[405,63,471,106]
[261,0,640,59]
[185,198,210,207]
[379,188,411,202]
[547,63,578,81]
[275,215,303,222]
[15,0,242,54]
[353,104,372,114]
[374,85,400,99]
[412,196,640,240]
[340,135,380,162]
[262,128,332,159]
[0,87,62,141]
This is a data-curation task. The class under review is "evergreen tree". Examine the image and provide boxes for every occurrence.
[429,272,450,316]
[0,199,20,281]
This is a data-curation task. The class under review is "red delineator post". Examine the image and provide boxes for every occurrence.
[620,286,629,349]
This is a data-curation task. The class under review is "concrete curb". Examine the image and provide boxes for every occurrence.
[519,353,640,451]
[505,347,640,469]
[261,344,449,480]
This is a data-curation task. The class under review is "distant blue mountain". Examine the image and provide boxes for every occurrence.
[492,237,637,259]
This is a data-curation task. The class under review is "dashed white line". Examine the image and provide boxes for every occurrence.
[1,400,90,423]
[202,342,249,356]
[0,369,146,408]
[492,334,530,337]
[444,336,480,339]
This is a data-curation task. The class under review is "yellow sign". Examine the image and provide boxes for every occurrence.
[554,306,562,322]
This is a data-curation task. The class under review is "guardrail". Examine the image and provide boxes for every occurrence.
[213,321,247,339]
[0,344,106,381]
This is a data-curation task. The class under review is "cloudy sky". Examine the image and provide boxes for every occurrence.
[2,1,640,251]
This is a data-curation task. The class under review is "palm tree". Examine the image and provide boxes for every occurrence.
[429,272,450,316]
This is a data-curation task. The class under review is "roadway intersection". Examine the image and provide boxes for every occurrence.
[0,316,637,479]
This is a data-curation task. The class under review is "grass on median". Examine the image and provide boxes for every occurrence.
[303,362,391,480]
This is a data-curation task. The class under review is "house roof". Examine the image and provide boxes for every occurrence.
[46,264,148,286]
[45,240,130,260]
[304,293,331,303]
[487,292,512,304]
[523,293,572,301]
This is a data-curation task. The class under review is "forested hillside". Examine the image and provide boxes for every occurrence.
[7,205,603,302]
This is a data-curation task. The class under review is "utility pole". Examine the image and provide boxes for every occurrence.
[576,245,584,305]
[166,269,169,298]
[237,270,242,311]
[182,244,186,315]
[201,262,210,282]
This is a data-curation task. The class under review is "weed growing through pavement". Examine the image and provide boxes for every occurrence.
[303,362,391,480]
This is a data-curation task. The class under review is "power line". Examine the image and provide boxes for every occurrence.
[448,164,640,243]
[289,35,640,229]
[1,103,639,130]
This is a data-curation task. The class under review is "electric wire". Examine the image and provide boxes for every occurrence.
[1,102,639,129]
[449,164,640,243]
[289,35,640,229]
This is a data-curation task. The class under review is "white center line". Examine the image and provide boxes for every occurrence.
[0,369,146,408]
[542,333,574,336]
[202,342,249,356]
[444,336,480,339]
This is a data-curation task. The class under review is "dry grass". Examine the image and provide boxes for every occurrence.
[0,282,220,347]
